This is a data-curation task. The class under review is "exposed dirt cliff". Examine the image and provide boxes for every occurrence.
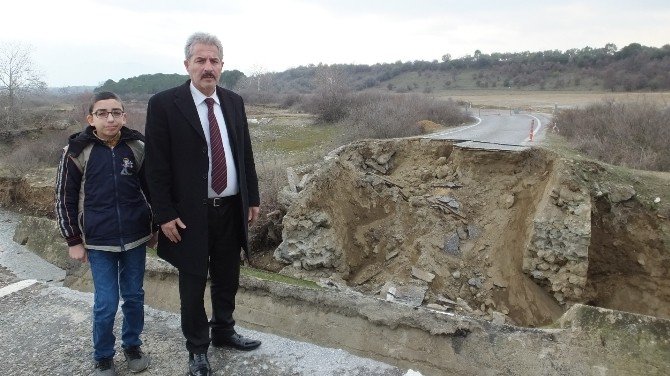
[273,139,670,327]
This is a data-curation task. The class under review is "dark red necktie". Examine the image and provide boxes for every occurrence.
[205,98,227,194]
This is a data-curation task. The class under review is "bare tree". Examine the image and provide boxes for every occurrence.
[0,42,46,119]
[311,65,351,122]
[248,64,268,92]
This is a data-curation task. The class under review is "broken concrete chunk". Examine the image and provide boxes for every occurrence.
[383,283,428,307]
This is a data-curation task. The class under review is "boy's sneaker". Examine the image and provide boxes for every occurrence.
[94,358,116,376]
[123,346,150,373]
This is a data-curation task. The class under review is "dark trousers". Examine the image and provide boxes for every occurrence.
[178,195,242,354]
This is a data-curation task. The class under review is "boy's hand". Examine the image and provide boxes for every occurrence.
[147,231,159,249]
[68,244,87,263]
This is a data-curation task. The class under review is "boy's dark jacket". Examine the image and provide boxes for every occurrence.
[55,126,152,251]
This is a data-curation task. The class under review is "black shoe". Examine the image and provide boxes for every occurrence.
[188,352,211,376]
[123,346,150,373]
[94,358,116,376]
[211,332,261,351]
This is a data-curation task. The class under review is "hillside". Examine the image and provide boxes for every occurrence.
[94,42,670,96]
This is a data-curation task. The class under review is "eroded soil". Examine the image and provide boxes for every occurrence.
[272,138,670,327]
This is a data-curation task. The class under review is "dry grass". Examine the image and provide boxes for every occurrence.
[553,99,670,172]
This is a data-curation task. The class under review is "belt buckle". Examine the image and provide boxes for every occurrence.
[212,197,222,207]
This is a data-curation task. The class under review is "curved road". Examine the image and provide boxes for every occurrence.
[427,109,553,151]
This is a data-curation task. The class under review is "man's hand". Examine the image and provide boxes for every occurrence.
[68,244,87,263]
[161,218,187,243]
[248,206,260,224]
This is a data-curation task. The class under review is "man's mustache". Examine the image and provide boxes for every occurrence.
[202,72,217,79]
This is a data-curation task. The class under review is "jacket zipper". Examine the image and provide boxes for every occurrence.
[110,146,126,251]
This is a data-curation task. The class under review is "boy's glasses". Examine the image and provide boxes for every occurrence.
[93,109,125,118]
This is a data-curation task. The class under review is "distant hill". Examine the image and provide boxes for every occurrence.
[95,70,245,95]
[96,43,670,95]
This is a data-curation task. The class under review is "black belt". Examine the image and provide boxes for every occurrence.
[204,195,238,207]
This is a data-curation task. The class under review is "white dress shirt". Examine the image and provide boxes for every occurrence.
[190,83,239,198]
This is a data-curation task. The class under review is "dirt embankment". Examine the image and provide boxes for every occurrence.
[273,138,670,327]
[0,168,56,218]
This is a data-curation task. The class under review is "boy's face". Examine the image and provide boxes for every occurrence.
[87,99,126,140]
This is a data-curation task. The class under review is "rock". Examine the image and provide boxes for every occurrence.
[286,167,298,193]
[383,283,428,307]
[435,165,450,179]
[609,184,635,203]
[385,250,399,261]
[411,267,436,283]
[456,297,473,311]
[468,277,483,289]
[443,233,460,255]
[466,225,481,239]
[277,187,299,211]
[426,303,448,311]
[499,193,515,209]
[457,226,468,240]
[437,295,457,306]
[491,311,506,325]
[452,271,461,279]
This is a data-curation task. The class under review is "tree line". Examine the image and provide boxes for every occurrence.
[95,70,246,95]
[91,42,670,95]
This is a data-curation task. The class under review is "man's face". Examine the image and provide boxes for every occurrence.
[87,99,126,140]
[184,43,223,96]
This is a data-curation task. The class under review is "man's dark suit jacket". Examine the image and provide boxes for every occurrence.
[145,80,259,277]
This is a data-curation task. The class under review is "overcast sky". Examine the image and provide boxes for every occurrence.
[2,0,669,87]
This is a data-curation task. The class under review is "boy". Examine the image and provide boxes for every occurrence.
[55,92,153,375]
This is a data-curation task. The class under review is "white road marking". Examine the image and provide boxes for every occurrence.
[524,114,543,142]
[0,279,38,298]
[431,116,482,137]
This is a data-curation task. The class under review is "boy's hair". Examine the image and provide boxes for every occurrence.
[184,32,223,60]
[88,91,124,114]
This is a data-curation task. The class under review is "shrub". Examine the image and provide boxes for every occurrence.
[340,92,470,141]
[3,128,71,176]
[554,99,670,171]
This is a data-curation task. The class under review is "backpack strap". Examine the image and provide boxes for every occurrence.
[65,143,93,174]
[126,140,145,169]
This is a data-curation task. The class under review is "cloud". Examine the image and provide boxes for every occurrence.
[1,0,668,86]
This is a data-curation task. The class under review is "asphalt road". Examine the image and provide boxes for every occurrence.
[428,109,553,150]
[0,209,418,376]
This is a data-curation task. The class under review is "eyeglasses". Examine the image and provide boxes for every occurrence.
[93,109,125,118]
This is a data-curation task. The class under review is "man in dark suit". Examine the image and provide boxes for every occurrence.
[144,32,261,376]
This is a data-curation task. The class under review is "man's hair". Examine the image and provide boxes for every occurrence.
[184,32,223,60]
[88,91,124,114]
